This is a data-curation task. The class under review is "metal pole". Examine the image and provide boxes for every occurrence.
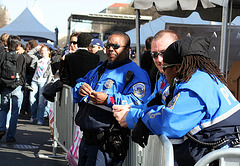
[225,0,233,79]
[67,15,72,45]
[55,27,59,47]
[135,9,140,66]
[219,0,229,75]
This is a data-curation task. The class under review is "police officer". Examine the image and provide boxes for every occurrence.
[113,30,179,130]
[131,37,240,165]
[73,31,151,166]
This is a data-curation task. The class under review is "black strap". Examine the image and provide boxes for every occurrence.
[123,71,134,93]
[166,77,179,105]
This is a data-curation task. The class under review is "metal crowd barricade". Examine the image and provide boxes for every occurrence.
[50,85,240,166]
[51,84,175,165]
[141,135,174,166]
[195,148,240,166]
[125,135,174,166]
[53,84,75,154]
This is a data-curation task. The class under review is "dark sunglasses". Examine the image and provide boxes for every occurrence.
[151,51,165,59]
[70,41,78,45]
[162,64,181,71]
[104,43,127,49]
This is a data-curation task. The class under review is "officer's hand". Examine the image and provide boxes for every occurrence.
[132,118,149,148]
[112,105,130,128]
[79,83,93,97]
[90,91,108,105]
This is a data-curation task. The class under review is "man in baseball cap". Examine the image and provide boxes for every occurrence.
[89,38,107,62]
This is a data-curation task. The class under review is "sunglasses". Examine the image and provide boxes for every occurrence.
[162,64,181,71]
[104,43,127,49]
[151,51,165,59]
[70,41,78,45]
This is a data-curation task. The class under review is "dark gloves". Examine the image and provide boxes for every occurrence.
[132,118,150,148]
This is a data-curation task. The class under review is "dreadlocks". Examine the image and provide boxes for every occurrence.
[178,55,228,86]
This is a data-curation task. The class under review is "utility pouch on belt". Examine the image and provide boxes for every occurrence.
[97,121,130,160]
[96,70,134,160]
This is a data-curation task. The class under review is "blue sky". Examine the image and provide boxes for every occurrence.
[1,0,133,38]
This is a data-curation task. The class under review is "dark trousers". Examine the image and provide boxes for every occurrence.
[78,136,122,166]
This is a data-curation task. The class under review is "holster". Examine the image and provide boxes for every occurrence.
[97,121,130,161]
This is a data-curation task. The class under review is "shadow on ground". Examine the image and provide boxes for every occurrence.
[0,115,69,166]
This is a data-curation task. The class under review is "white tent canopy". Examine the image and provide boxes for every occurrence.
[0,8,55,42]
[126,12,214,47]
[133,0,240,74]
[134,0,240,22]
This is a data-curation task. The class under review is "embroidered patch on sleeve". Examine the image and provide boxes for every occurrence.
[133,83,145,98]
[168,93,180,109]
[162,86,170,102]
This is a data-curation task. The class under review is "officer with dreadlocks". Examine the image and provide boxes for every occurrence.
[121,37,240,166]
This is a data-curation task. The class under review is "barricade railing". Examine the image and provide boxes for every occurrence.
[195,148,240,166]
[51,85,240,166]
[141,135,174,166]
[124,135,174,166]
[52,84,174,165]
[53,84,75,153]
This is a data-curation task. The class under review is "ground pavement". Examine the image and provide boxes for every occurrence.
[0,115,69,166]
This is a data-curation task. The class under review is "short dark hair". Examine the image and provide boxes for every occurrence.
[145,36,153,50]
[70,32,80,40]
[77,33,92,47]
[28,39,38,49]
[111,31,130,47]
[7,35,21,51]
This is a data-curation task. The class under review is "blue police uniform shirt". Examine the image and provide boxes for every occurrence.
[139,69,240,139]
[126,74,169,129]
[73,59,151,131]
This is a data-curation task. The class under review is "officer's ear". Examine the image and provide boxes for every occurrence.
[125,46,131,53]
[174,65,181,73]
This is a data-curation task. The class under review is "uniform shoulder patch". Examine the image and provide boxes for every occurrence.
[133,83,145,98]
[104,79,114,89]
[167,92,180,109]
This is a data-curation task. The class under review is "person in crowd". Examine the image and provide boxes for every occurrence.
[59,32,80,80]
[118,37,240,166]
[140,36,158,93]
[29,45,53,125]
[0,33,9,53]
[60,33,100,88]
[0,35,26,142]
[129,48,137,63]
[50,48,64,76]
[73,31,151,166]
[61,31,80,61]
[88,38,107,62]
[20,40,38,116]
[140,36,153,74]
[112,30,179,128]
[25,39,38,53]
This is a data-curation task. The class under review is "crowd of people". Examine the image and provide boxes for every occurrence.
[0,29,240,166]
[0,32,106,142]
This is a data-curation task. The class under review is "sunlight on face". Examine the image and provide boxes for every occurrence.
[40,46,50,58]
[106,34,129,63]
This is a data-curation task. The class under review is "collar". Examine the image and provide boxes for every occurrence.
[77,47,88,51]
[106,58,131,69]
